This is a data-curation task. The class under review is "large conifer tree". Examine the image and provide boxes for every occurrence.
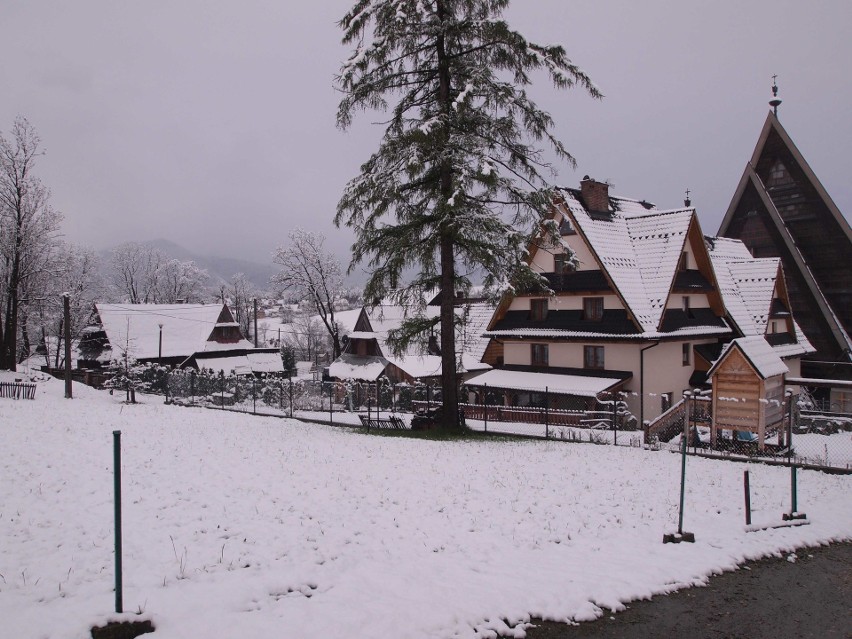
[335,0,600,429]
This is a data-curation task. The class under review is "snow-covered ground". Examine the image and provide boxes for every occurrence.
[1,374,850,639]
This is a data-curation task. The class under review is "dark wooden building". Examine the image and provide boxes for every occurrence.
[718,111,852,380]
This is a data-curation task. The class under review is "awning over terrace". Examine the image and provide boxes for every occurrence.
[465,369,628,398]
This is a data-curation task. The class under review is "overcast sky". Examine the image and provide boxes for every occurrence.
[2,0,850,275]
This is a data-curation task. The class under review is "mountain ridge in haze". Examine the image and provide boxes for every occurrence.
[101,239,277,291]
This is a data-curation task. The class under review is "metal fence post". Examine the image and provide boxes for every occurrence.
[329,382,333,425]
[113,430,123,613]
[545,386,549,439]
[612,393,617,446]
[252,377,257,415]
[289,379,294,418]
[190,370,196,406]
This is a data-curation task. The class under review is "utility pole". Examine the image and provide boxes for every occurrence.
[63,294,72,399]
[253,298,258,348]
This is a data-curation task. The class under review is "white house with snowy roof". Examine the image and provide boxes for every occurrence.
[469,176,812,426]
[78,303,283,376]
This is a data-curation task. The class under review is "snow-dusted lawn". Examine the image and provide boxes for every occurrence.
[1,376,850,639]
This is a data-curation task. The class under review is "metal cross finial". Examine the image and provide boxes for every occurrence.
[684,188,691,207]
[769,75,782,115]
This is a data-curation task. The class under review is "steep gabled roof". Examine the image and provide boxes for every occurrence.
[708,336,788,380]
[95,303,250,360]
[720,111,852,245]
[557,188,709,333]
[718,111,852,363]
[708,239,814,358]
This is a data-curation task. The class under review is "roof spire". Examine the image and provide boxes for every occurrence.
[769,75,782,116]
[684,188,691,207]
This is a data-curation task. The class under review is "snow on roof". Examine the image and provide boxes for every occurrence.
[709,336,789,379]
[347,331,379,341]
[328,355,387,381]
[465,368,623,397]
[246,351,285,374]
[194,350,283,376]
[457,302,495,362]
[386,354,442,378]
[556,188,694,332]
[716,258,781,335]
[705,236,753,261]
[96,303,227,360]
[328,308,362,334]
[707,240,814,357]
[484,325,732,340]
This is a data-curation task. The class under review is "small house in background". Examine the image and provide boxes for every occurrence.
[329,297,493,386]
[78,303,283,376]
[708,336,788,451]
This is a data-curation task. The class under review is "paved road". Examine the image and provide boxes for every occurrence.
[525,542,851,639]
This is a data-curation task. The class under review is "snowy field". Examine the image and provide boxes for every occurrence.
[1,374,850,639]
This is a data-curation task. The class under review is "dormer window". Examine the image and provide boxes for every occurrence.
[530,298,548,321]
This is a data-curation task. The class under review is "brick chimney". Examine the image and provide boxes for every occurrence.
[580,176,610,213]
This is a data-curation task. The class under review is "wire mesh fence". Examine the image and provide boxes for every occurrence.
[156,370,852,471]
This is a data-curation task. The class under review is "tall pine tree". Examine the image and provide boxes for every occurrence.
[336,0,600,429]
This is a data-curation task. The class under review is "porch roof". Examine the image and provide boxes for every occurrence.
[465,368,628,398]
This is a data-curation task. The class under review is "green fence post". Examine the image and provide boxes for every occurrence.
[113,430,123,613]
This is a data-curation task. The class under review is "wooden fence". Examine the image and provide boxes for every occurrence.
[0,382,37,400]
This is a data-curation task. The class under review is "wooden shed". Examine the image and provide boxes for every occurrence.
[708,336,788,451]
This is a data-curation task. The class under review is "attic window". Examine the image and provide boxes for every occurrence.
[554,253,575,274]
[582,297,604,322]
[682,296,694,319]
[682,343,691,366]
[767,160,792,187]
[559,219,576,236]
[678,252,688,271]
[530,298,548,321]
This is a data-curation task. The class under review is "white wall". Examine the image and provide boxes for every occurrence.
[501,338,717,422]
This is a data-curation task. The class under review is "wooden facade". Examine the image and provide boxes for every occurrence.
[710,347,786,451]
[719,112,852,380]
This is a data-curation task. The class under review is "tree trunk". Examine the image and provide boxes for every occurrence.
[439,232,460,429]
[435,0,460,430]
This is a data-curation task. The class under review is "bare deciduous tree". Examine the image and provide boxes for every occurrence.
[221,272,257,341]
[110,242,208,304]
[272,229,344,359]
[0,117,63,370]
